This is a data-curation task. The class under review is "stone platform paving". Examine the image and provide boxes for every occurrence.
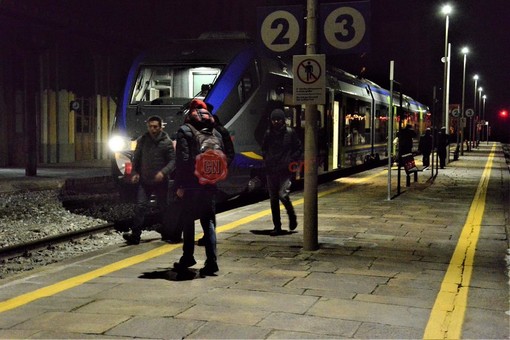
[0,143,508,339]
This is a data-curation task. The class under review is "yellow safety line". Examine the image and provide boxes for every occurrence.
[423,144,496,339]
[0,170,383,313]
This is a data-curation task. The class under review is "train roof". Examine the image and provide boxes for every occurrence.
[136,36,255,65]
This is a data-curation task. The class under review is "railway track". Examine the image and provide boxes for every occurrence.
[0,222,118,261]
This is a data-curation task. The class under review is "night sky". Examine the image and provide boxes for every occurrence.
[6,0,510,140]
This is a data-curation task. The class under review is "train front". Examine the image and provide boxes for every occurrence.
[108,36,264,199]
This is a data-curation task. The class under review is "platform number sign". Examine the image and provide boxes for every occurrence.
[257,6,304,55]
[319,1,370,54]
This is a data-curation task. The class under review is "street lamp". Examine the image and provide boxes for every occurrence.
[478,86,483,142]
[460,47,468,154]
[441,4,452,129]
[472,74,479,147]
[482,94,488,144]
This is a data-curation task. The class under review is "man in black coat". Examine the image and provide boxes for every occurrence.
[261,108,302,236]
[123,115,175,245]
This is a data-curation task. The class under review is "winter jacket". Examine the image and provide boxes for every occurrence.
[261,125,302,173]
[132,131,175,185]
[174,121,223,189]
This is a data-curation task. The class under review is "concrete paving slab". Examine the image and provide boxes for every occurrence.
[106,316,205,338]
[13,311,130,333]
[308,297,429,329]
[185,321,271,339]
[76,298,192,317]
[177,304,270,326]
[257,311,360,337]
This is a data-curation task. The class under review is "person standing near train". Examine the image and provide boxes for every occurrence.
[261,108,302,236]
[418,128,433,168]
[437,126,449,169]
[123,115,175,245]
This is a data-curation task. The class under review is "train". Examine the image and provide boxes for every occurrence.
[108,32,431,200]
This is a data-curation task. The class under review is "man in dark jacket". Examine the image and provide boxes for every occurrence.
[418,128,433,168]
[261,108,302,236]
[123,115,175,245]
[173,99,223,277]
[437,126,449,169]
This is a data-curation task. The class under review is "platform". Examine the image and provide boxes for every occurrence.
[0,160,111,193]
[0,143,508,339]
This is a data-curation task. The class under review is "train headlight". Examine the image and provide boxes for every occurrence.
[108,135,130,152]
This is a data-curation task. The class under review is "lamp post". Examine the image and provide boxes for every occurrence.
[482,94,488,144]
[472,74,479,148]
[460,47,468,154]
[441,4,452,129]
[478,86,483,142]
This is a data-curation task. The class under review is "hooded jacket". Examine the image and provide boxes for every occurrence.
[132,130,175,185]
[261,124,302,173]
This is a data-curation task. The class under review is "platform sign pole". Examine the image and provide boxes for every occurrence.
[303,0,319,251]
[387,61,394,201]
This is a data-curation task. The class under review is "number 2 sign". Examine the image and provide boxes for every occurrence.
[257,6,304,55]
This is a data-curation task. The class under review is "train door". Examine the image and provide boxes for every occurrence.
[74,97,96,161]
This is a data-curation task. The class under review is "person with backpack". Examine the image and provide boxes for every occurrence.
[196,103,235,247]
[261,108,302,236]
[122,115,175,245]
[173,99,225,277]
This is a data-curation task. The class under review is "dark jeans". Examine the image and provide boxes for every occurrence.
[266,171,296,230]
[438,148,447,168]
[132,182,168,237]
[180,188,217,265]
[422,152,431,167]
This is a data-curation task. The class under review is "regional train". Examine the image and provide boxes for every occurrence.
[108,32,431,200]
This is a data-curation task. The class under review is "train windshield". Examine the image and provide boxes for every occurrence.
[130,65,223,104]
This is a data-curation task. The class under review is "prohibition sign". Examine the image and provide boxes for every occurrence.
[297,59,322,84]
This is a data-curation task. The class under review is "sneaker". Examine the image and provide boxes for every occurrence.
[173,257,197,270]
[162,237,182,244]
[289,218,298,231]
[269,228,286,236]
[199,261,219,276]
[123,232,140,245]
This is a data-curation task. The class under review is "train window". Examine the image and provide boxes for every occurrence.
[344,98,368,146]
[130,65,222,104]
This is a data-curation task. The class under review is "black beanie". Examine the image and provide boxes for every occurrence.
[270,109,285,120]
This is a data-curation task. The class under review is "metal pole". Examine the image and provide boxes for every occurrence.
[469,75,479,147]
[445,43,451,163]
[442,14,449,128]
[387,61,394,200]
[303,0,319,251]
[460,52,467,155]
[478,88,483,142]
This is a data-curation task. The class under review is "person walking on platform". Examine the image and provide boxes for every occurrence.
[123,115,175,245]
[196,103,235,247]
[437,126,449,169]
[418,128,433,168]
[173,99,223,277]
[261,108,302,236]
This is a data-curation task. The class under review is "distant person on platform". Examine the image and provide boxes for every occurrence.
[437,126,449,169]
[397,124,416,158]
[123,115,175,245]
[418,128,433,168]
[261,108,302,236]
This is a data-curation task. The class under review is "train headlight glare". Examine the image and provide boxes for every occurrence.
[108,135,129,152]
